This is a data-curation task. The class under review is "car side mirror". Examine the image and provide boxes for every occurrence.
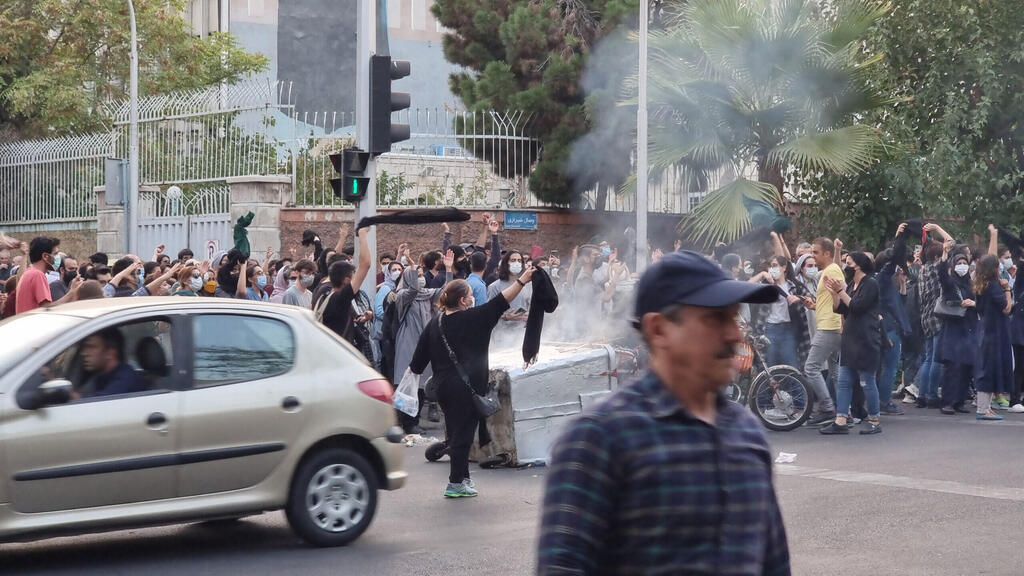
[18,379,73,410]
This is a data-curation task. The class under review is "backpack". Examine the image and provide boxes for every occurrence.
[380,291,400,346]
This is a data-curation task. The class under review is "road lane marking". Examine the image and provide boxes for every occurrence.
[775,464,1024,502]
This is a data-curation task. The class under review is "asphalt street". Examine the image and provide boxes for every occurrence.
[5,408,1024,575]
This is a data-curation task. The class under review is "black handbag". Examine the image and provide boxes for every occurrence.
[438,314,501,418]
[933,285,967,319]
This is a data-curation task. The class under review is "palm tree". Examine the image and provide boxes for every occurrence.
[629,0,893,246]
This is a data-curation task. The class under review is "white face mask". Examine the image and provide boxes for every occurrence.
[301,274,315,287]
[189,277,204,292]
[804,267,819,280]
[954,263,970,277]
[743,265,754,276]
[390,270,401,282]
[417,277,426,289]
[509,261,523,275]
[1003,258,1014,271]
[769,266,781,280]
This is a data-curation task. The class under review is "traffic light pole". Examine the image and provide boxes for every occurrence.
[356,0,378,301]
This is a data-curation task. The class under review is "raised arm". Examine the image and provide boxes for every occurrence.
[476,213,492,249]
[441,223,452,253]
[769,231,788,259]
[350,227,372,291]
[989,224,999,256]
[334,222,351,255]
[485,219,501,279]
[500,263,535,305]
[147,263,184,296]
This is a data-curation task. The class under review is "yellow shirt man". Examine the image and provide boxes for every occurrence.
[815,263,844,331]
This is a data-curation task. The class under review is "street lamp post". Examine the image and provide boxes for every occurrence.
[636,0,649,272]
[127,0,140,256]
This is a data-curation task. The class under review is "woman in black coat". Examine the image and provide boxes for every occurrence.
[409,267,535,499]
[936,239,979,414]
[820,251,883,435]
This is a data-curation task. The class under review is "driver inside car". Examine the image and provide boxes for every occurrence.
[75,328,146,399]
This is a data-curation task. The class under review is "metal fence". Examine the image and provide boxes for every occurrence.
[0,78,717,226]
[288,108,546,209]
[0,132,114,223]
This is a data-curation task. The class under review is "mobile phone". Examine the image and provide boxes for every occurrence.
[515,308,527,314]
[551,250,559,257]
[914,245,922,255]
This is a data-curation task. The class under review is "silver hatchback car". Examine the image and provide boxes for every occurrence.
[0,298,406,547]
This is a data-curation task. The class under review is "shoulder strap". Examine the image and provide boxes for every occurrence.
[314,291,334,322]
[438,314,475,393]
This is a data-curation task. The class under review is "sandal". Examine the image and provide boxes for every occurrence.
[976,411,1004,421]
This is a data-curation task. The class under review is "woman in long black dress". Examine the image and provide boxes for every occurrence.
[973,254,1013,420]
[409,265,535,498]
[935,239,979,414]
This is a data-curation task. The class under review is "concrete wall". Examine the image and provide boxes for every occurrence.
[1,221,97,262]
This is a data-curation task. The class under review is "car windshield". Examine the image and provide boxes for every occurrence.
[0,313,82,379]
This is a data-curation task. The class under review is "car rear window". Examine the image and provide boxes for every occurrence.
[192,314,295,387]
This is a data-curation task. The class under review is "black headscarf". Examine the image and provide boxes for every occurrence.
[523,267,559,364]
[217,249,246,295]
[356,207,471,229]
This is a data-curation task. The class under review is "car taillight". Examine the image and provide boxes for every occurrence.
[358,379,393,404]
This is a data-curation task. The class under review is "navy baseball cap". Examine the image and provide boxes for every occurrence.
[633,251,781,327]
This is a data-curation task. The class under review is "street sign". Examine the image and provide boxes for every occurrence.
[206,240,219,260]
[504,211,538,230]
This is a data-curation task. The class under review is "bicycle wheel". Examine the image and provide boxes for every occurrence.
[748,365,813,431]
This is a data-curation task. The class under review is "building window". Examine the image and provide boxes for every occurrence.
[184,0,222,36]
[387,0,401,29]
[412,0,426,30]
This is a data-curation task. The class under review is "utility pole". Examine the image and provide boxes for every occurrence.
[355,0,378,300]
[127,0,139,256]
[636,0,649,272]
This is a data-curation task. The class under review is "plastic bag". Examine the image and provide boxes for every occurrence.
[393,368,420,417]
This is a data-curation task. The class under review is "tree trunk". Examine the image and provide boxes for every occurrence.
[757,158,786,211]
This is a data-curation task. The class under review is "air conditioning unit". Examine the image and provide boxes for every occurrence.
[442,147,463,157]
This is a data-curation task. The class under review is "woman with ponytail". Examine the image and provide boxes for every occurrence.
[410,263,535,499]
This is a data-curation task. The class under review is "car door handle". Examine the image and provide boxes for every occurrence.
[282,396,301,410]
[147,412,167,427]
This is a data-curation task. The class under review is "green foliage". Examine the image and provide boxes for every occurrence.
[376,171,415,205]
[0,0,267,138]
[432,0,639,205]
[635,0,890,247]
[795,0,1024,243]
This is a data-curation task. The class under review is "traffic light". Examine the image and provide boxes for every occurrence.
[369,55,411,155]
[329,148,372,203]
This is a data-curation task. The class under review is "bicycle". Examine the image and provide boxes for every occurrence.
[726,328,813,431]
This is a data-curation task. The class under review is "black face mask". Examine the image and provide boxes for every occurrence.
[63,270,77,285]
[844,267,856,284]
[456,259,471,276]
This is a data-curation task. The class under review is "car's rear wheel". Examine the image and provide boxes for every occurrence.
[286,448,378,547]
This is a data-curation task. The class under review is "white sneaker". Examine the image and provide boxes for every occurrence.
[1009,404,1024,413]
[906,383,920,398]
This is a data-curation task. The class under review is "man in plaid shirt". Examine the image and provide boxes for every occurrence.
[537,252,791,576]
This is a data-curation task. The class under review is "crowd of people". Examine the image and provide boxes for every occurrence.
[10,212,1018,442]
[714,221,1024,433]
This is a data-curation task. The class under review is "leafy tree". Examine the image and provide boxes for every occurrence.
[0,0,267,138]
[637,0,890,246]
[796,0,1024,245]
[431,0,639,206]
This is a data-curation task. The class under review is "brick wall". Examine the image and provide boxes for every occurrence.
[279,207,685,264]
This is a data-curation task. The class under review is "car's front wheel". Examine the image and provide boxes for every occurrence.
[286,448,378,547]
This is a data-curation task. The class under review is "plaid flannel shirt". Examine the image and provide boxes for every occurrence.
[918,262,943,338]
[537,373,791,576]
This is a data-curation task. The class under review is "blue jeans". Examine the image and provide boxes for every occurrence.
[918,335,944,401]
[764,323,798,368]
[838,365,880,419]
[878,327,902,405]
